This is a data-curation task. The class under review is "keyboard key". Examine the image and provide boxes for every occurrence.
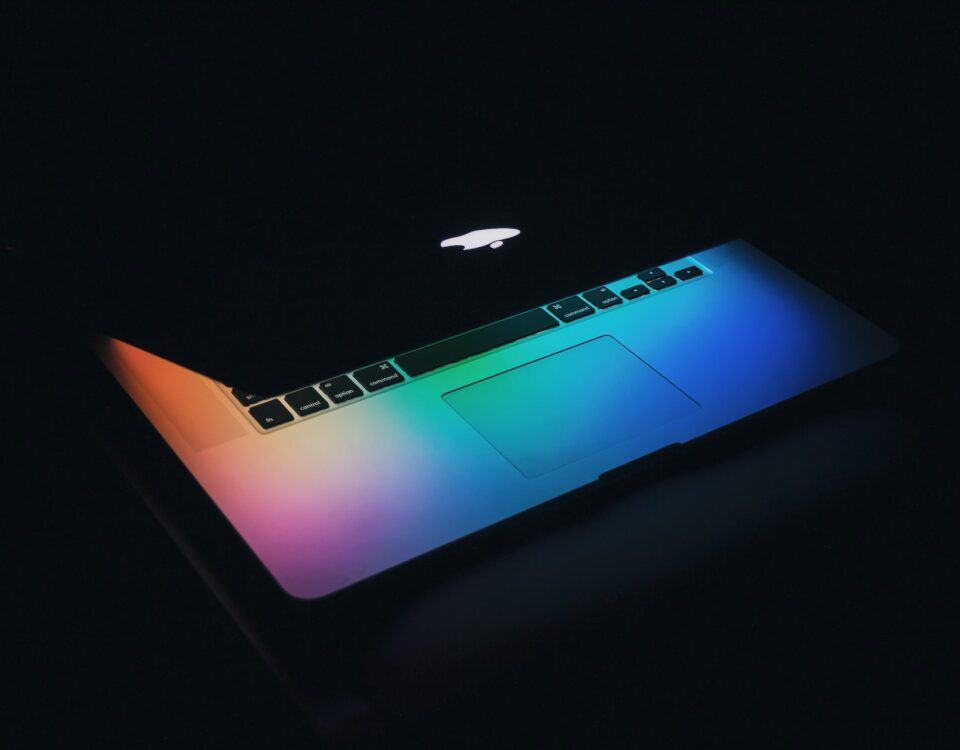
[581,286,622,309]
[674,265,703,281]
[231,387,264,406]
[620,283,650,300]
[318,374,363,404]
[647,276,677,290]
[546,295,595,323]
[284,386,328,417]
[638,267,666,283]
[354,361,405,392]
[396,308,558,377]
[249,399,294,429]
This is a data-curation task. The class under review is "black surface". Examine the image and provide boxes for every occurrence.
[6,2,958,748]
[395,308,558,377]
[15,2,953,395]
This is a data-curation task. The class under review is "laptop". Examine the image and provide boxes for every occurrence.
[96,226,897,600]
[77,5,897,605]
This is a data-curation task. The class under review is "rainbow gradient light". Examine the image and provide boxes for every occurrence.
[100,241,897,599]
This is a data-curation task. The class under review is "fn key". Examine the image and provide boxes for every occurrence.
[249,399,294,429]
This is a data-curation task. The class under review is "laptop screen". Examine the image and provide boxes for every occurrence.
[72,5,752,394]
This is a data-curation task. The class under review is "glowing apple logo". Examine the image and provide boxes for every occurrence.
[440,227,520,251]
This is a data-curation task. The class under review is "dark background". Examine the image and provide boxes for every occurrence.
[4,3,958,747]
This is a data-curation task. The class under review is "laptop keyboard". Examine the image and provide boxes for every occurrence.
[225,259,710,431]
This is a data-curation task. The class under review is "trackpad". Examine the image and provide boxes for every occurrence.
[443,336,700,478]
